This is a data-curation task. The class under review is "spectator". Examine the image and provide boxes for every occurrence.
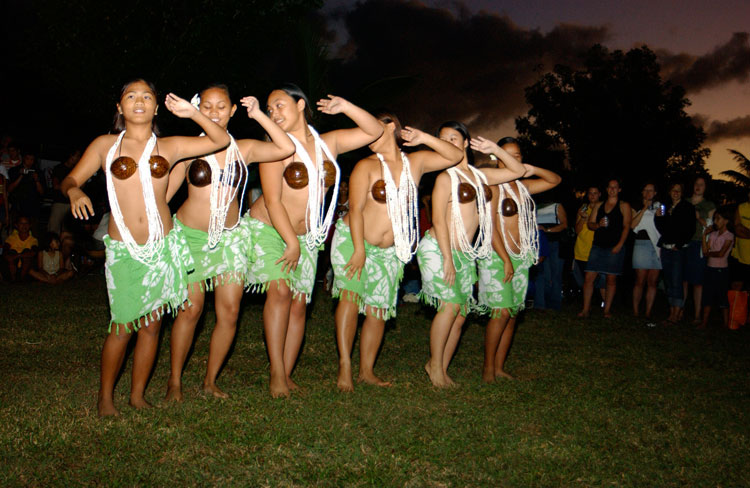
[573,185,604,300]
[578,178,631,318]
[684,176,716,323]
[730,189,750,291]
[48,149,82,234]
[2,145,21,172]
[8,152,44,224]
[29,232,74,284]
[534,198,568,311]
[655,182,695,325]
[0,134,12,165]
[630,182,662,323]
[2,215,38,281]
[0,169,9,237]
[699,207,734,328]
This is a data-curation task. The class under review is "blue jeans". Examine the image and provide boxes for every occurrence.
[534,240,563,310]
[661,247,686,307]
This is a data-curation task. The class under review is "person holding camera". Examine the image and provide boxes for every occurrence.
[8,152,44,224]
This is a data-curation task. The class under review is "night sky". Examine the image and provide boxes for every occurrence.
[323,0,750,179]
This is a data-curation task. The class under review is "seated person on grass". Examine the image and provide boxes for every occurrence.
[3,215,38,281]
[29,232,74,284]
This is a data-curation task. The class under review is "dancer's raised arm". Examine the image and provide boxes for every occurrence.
[238,96,295,163]
[521,164,562,195]
[470,136,525,184]
[404,127,463,174]
[160,93,230,161]
[317,95,383,155]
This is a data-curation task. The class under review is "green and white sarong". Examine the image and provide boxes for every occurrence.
[245,216,319,303]
[330,219,405,320]
[104,228,195,333]
[172,215,252,293]
[477,250,533,318]
[416,231,477,317]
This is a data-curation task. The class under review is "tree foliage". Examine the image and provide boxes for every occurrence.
[516,45,709,193]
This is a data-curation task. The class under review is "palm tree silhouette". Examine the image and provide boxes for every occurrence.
[721,150,750,191]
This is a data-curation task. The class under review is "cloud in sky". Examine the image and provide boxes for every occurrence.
[658,32,750,93]
[703,115,750,143]
[330,0,609,131]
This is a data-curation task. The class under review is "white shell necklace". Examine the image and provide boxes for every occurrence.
[105,131,165,265]
[497,180,539,263]
[447,165,492,260]
[376,151,419,263]
[203,133,247,248]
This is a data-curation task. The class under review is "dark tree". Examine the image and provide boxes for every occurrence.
[516,45,709,194]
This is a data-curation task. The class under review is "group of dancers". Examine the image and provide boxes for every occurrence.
[61,79,561,416]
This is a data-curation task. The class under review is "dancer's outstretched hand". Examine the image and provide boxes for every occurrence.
[502,258,514,283]
[442,259,456,286]
[69,188,94,220]
[345,249,365,281]
[165,93,198,118]
[241,96,262,119]
[401,126,427,147]
[276,241,301,274]
[469,136,500,155]
[317,95,351,115]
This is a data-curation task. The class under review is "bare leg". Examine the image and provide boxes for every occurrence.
[426,304,459,388]
[632,269,646,316]
[29,269,52,283]
[483,309,510,383]
[335,294,360,392]
[442,313,466,386]
[603,274,617,318]
[56,269,74,282]
[579,271,598,317]
[166,287,205,402]
[645,269,659,318]
[98,325,133,417]
[283,295,308,390]
[494,317,517,378]
[722,307,729,327]
[699,305,710,329]
[203,281,243,398]
[263,281,292,398]
[693,285,703,322]
[358,308,391,386]
[129,314,163,409]
[19,256,33,280]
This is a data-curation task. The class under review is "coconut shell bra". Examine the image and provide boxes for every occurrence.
[283,160,337,189]
[110,140,169,179]
[456,182,492,204]
[187,158,244,188]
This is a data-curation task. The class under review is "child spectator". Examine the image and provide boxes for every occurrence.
[29,232,74,284]
[2,215,38,281]
[699,207,734,328]
[8,152,44,224]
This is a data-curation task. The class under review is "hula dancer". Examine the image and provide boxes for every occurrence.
[247,84,383,398]
[418,123,525,388]
[164,84,295,401]
[62,79,230,416]
[331,111,463,392]
[476,137,561,382]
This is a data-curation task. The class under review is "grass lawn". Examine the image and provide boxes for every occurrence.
[1,275,749,487]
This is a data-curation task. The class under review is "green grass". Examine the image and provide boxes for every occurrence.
[1,276,749,487]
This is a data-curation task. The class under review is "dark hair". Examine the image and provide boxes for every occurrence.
[668,181,684,193]
[438,121,474,165]
[200,83,232,103]
[497,136,520,147]
[42,232,60,251]
[374,109,403,147]
[714,205,732,222]
[113,78,160,135]
[273,83,313,122]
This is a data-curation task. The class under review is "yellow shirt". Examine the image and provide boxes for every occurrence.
[4,230,38,253]
[732,202,750,264]
[574,205,595,261]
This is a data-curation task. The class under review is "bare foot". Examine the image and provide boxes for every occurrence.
[164,384,183,403]
[286,377,300,391]
[444,372,457,388]
[270,376,290,398]
[603,313,613,319]
[426,363,449,388]
[337,362,354,392]
[482,369,496,383]
[128,397,153,410]
[202,383,229,399]
[97,397,120,417]
[495,369,515,380]
[358,372,392,387]
[577,311,589,318]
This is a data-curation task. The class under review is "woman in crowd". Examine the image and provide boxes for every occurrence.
[164,84,295,401]
[655,182,695,325]
[62,79,230,416]
[573,185,604,301]
[533,194,568,311]
[330,111,462,392]
[418,122,525,388]
[246,84,383,398]
[630,182,661,322]
[579,179,631,318]
[683,176,715,323]
[479,137,561,381]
